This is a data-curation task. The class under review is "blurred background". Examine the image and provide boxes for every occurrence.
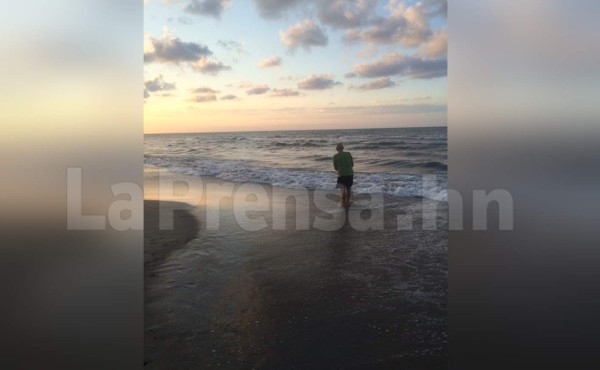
[449,1,600,369]
[0,1,142,368]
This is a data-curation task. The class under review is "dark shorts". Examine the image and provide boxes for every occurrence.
[336,175,354,188]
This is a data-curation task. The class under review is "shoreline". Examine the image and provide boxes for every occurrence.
[144,200,199,271]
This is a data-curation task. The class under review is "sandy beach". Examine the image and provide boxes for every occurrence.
[144,168,447,369]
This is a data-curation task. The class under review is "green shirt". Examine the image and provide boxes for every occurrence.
[333,151,354,177]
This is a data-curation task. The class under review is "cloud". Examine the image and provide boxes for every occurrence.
[144,75,176,98]
[344,72,357,78]
[238,81,255,89]
[190,94,217,102]
[258,56,282,68]
[144,30,212,64]
[144,30,231,74]
[418,29,447,58]
[317,0,378,29]
[145,75,176,92]
[246,85,270,95]
[220,94,238,100]
[218,39,248,55]
[298,74,342,90]
[342,28,363,44]
[190,57,232,74]
[355,2,432,47]
[353,77,396,91]
[253,0,305,19]
[280,20,328,51]
[184,0,230,19]
[250,0,445,49]
[189,84,220,102]
[191,87,220,94]
[253,0,377,29]
[424,0,447,17]
[354,52,446,79]
[269,88,300,97]
[252,0,444,48]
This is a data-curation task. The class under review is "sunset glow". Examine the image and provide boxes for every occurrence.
[144,0,447,133]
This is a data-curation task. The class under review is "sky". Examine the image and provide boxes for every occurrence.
[144,0,447,133]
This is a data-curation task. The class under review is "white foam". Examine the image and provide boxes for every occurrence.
[145,155,447,202]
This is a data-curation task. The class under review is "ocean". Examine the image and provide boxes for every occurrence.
[144,127,449,365]
[144,126,447,201]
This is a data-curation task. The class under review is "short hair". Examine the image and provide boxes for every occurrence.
[336,143,344,150]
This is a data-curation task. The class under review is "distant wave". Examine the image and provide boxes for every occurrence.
[422,161,448,171]
[353,143,411,150]
[373,159,412,167]
[272,141,323,148]
[363,159,447,172]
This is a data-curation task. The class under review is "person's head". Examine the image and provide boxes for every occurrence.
[336,143,344,152]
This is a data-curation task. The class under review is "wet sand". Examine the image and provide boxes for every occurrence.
[144,200,199,269]
[145,173,447,369]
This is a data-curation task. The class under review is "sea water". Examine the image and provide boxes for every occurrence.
[144,127,447,201]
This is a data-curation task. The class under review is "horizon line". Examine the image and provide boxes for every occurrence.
[144,124,448,136]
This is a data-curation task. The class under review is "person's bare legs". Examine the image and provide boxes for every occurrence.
[340,186,351,207]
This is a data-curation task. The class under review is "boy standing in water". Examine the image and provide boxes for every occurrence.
[333,143,354,207]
